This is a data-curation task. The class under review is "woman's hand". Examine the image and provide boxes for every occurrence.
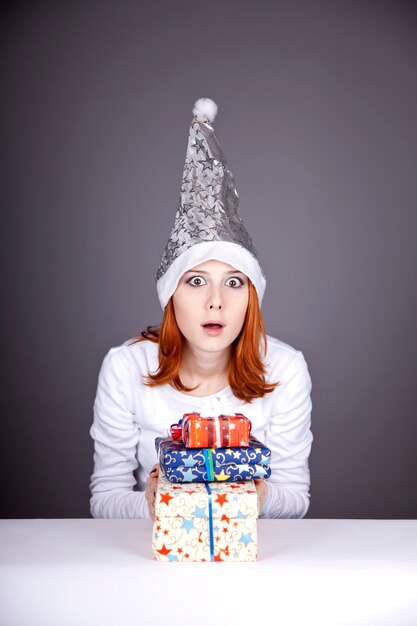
[145,464,160,520]
[254,478,268,513]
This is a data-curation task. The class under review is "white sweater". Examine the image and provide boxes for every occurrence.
[89,335,313,519]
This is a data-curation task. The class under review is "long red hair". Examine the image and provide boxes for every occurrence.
[129,281,279,403]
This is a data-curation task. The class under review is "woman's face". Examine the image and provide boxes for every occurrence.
[172,259,249,355]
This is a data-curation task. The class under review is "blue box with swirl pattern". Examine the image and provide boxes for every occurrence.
[156,436,271,483]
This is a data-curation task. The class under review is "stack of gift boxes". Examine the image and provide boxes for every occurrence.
[152,412,271,562]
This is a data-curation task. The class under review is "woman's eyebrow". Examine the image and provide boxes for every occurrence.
[184,269,244,275]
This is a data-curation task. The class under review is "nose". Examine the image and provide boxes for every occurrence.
[207,286,222,310]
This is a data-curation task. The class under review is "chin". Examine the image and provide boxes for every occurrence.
[189,336,234,354]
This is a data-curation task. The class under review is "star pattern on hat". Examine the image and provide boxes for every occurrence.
[191,137,206,153]
[156,111,261,281]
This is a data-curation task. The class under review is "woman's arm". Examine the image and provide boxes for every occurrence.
[261,351,313,519]
[89,348,151,519]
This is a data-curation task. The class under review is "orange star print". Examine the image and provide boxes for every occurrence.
[215,493,229,506]
[159,492,174,505]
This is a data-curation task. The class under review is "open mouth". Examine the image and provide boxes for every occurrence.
[201,321,225,335]
[202,323,224,330]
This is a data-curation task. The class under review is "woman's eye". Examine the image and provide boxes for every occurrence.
[186,276,206,287]
[225,276,244,288]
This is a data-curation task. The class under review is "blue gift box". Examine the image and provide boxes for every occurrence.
[156,436,271,483]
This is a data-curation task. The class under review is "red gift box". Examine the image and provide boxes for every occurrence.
[172,412,252,449]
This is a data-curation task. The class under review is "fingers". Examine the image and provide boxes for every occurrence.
[254,478,268,512]
[149,463,160,477]
[146,465,160,520]
[146,481,156,520]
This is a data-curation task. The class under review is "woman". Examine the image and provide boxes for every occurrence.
[89,98,313,520]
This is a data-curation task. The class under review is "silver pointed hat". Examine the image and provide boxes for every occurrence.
[156,98,266,309]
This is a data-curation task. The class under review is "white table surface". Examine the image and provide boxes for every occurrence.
[1,518,416,626]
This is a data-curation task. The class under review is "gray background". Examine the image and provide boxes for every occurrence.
[1,0,416,519]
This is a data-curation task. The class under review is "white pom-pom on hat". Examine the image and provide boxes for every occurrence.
[192,98,218,123]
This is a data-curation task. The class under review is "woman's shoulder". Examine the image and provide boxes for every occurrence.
[100,336,159,374]
[265,334,303,357]
[264,334,309,375]
[262,336,312,399]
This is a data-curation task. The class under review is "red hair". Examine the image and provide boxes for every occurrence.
[129,281,279,403]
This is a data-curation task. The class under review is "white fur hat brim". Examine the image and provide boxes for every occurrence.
[156,240,266,309]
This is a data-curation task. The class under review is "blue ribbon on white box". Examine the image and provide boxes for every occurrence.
[204,482,215,561]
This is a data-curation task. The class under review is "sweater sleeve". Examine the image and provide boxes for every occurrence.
[89,348,151,519]
[260,351,313,519]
